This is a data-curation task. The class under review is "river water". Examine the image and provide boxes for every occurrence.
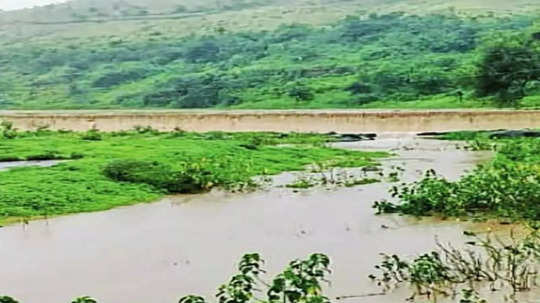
[0,136,536,303]
[0,160,64,171]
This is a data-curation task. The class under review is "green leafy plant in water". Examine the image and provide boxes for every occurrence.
[179,296,206,303]
[0,297,19,303]
[268,254,331,303]
[178,253,331,303]
[217,254,264,303]
[370,230,540,302]
[71,297,98,303]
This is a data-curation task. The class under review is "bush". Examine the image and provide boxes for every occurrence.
[184,41,221,63]
[92,68,152,88]
[103,159,210,194]
[288,86,314,101]
[374,138,540,221]
[81,130,102,141]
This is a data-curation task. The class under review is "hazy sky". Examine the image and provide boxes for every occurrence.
[0,0,68,11]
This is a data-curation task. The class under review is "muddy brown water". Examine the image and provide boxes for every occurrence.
[0,136,537,303]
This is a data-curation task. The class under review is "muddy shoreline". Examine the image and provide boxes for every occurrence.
[0,110,539,132]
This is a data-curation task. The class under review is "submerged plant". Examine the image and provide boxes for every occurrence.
[370,230,540,302]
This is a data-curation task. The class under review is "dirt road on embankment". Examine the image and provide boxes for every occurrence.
[0,109,539,133]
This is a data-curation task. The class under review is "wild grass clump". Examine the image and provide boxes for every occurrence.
[374,138,540,221]
[371,231,540,302]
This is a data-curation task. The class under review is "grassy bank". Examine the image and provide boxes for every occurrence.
[0,130,386,225]
[374,134,540,222]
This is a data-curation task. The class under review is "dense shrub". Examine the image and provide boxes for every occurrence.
[92,68,152,88]
[288,85,315,101]
[184,41,221,63]
[374,138,540,221]
[103,159,215,193]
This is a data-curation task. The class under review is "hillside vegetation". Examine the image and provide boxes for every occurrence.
[0,0,539,109]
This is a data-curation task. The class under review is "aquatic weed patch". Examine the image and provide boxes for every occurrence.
[0,130,386,225]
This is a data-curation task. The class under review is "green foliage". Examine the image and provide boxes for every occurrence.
[81,130,103,141]
[267,254,331,303]
[0,297,19,303]
[216,254,264,303]
[179,253,331,303]
[288,85,315,102]
[71,297,98,303]
[103,158,233,194]
[0,121,17,139]
[0,13,538,109]
[179,296,206,303]
[373,138,540,221]
[0,130,386,225]
[372,231,539,302]
[476,44,540,103]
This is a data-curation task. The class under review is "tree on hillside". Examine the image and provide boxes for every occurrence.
[475,41,540,103]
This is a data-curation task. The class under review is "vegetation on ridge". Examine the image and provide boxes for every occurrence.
[0,2,538,109]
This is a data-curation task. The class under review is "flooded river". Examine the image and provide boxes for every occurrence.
[0,136,536,303]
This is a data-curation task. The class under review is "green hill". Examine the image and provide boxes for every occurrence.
[0,0,539,109]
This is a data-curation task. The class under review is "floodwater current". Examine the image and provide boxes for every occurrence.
[0,136,537,303]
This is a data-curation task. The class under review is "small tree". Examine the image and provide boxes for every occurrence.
[476,44,540,104]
